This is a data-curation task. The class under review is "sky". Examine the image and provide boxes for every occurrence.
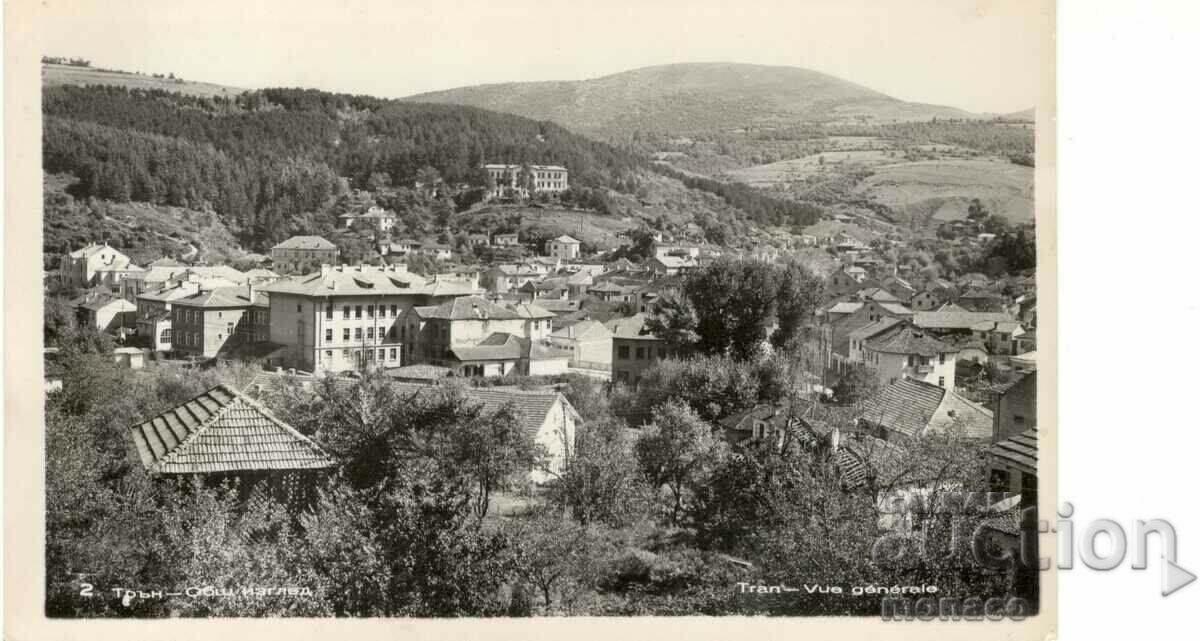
[38,0,1047,114]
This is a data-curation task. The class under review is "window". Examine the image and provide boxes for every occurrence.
[939,353,945,365]
[618,345,630,360]
[325,350,332,360]
[378,349,386,361]
[367,305,374,318]
[1013,415,1026,425]
[325,306,333,319]
[390,305,397,317]
[342,349,350,358]
[390,348,397,361]
[161,329,171,342]
[218,311,223,318]
[938,376,945,388]
[635,347,645,360]
[343,328,350,341]
[367,327,375,340]
[325,328,333,343]
[296,304,301,313]
[355,306,362,319]
[343,306,350,319]
[355,328,362,340]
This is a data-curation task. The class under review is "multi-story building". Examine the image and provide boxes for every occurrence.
[270,236,339,274]
[860,321,959,392]
[403,296,528,366]
[135,282,200,351]
[547,235,581,260]
[59,242,139,292]
[169,285,270,358]
[482,164,569,199]
[606,313,673,386]
[261,263,478,373]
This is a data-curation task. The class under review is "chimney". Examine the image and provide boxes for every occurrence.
[247,281,256,302]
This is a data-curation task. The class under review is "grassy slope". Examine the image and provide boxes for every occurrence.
[43,173,249,269]
[853,159,1034,224]
[42,64,246,98]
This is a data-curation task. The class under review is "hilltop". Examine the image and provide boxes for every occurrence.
[405,62,982,138]
[42,62,246,98]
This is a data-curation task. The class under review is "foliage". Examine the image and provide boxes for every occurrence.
[831,366,883,407]
[634,400,727,523]
[549,415,652,527]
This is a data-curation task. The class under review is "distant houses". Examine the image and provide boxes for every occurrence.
[483,163,569,200]
[271,236,339,274]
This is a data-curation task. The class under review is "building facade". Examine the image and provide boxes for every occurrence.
[482,164,569,199]
[169,285,270,358]
[271,236,339,274]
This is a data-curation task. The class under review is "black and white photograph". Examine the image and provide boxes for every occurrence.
[9,0,1055,632]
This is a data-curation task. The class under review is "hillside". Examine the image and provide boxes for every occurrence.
[405,62,982,138]
[42,63,245,98]
[853,159,1034,225]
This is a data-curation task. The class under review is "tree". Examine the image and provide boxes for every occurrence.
[549,415,651,526]
[502,508,607,609]
[634,400,727,524]
[967,198,989,221]
[643,289,700,353]
[771,260,825,351]
[831,366,882,407]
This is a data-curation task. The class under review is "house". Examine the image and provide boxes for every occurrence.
[128,384,335,506]
[992,371,1036,442]
[860,321,960,392]
[970,320,1028,356]
[245,371,579,484]
[170,284,270,359]
[909,289,943,312]
[261,263,435,373]
[482,164,569,199]
[136,282,201,351]
[120,263,192,302]
[507,301,556,341]
[856,377,994,442]
[586,280,636,303]
[493,232,520,247]
[59,242,137,291]
[878,276,916,302]
[825,265,867,296]
[112,346,148,370]
[448,332,571,377]
[911,310,1015,337]
[70,291,137,335]
[988,426,1038,504]
[718,404,792,447]
[349,206,398,233]
[645,255,698,277]
[606,313,672,386]
[404,296,528,367]
[547,319,613,369]
[481,264,540,293]
[271,236,339,274]
[547,235,581,260]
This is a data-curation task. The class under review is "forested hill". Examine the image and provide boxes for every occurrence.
[42,86,647,249]
[44,84,821,250]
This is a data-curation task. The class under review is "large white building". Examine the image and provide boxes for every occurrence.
[483,163,569,199]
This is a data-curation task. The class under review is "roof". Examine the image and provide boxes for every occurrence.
[76,293,135,312]
[604,313,658,339]
[128,385,335,474]
[836,435,908,490]
[857,378,992,439]
[262,265,428,297]
[990,427,1038,476]
[272,235,337,250]
[172,286,268,308]
[913,310,1014,331]
[384,364,452,381]
[864,323,957,357]
[550,319,612,341]
[425,296,520,320]
[245,371,577,438]
[827,301,865,315]
[508,302,555,319]
[452,333,571,362]
[552,235,581,244]
[848,317,904,342]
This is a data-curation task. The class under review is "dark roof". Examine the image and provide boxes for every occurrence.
[835,435,908,490]
[384,364,452,381]
[864,323,956,357]
[990,427,1038,476]
[914,310,1012,330]
[128,384,334,474]
[171,287,268,309]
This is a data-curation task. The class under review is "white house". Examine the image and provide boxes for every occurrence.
[547,235,581,260]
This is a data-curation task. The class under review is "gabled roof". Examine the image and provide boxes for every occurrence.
[172,287,267,308]
[550,319,612,341]
[848,317,904,342]
[990,427,1038,476]
[129,385,334,474]
[836,435,908,490]
[508,302,555,319]
[272,235,337,250]
[604,313,658,339]
[552,235,581,244]
[857,378,992,439]
[263,265,427,297]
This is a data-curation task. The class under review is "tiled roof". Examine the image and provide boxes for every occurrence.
[508,302,555,319]
[827,301,865,315]
[865,323,956,357]
[272,235,336,250]
[604,313,658,338]
[245,371,576,438]
[913,310,1013,330]
[553,235,581,244]
[990,427,1038,476]
[848,317,904,342]
[426,296,520,320]
[129,385,334,474]
[263,265,427,297]
[172,286,268,308]
[550,319,611,341]
[384,364,452,381]
[878,302,915,316]
[857,378,946,437]
[836,435,908,490]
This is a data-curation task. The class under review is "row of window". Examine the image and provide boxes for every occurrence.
[616,344,667,361]
[323,326,401,343]
[325,304,402,320]
[322,347,400,363]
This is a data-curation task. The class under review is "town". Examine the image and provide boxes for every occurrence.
[45,155,1038,616]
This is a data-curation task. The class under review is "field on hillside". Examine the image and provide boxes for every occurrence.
[854,159,1034,224]
[42,64,245,98]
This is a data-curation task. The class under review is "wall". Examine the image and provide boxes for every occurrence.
[530,399,576,484]
[993,372,1036,441]
[272,293,414,373]
[612,336,668,385]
